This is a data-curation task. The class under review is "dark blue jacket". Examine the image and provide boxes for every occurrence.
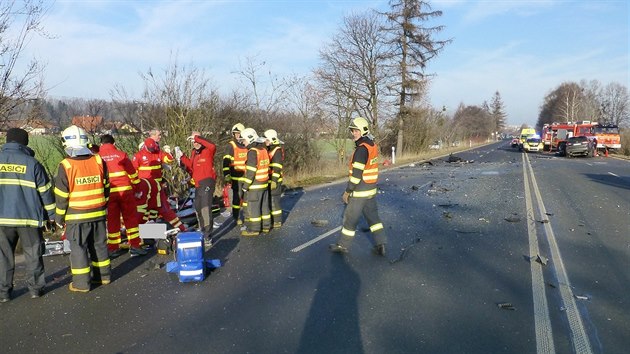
[0,142,56,227]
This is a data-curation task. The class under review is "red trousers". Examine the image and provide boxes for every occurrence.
[107,190,141,251]
[143,179,185,231]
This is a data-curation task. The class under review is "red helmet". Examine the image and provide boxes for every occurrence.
[144,138,159,153]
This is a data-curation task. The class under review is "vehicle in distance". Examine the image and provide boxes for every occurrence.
[565,136,594,157]
[523,137,544,153]
[511,138,520,148]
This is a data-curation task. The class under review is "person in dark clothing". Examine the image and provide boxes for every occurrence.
[329,117,387,256]
[0,128,56,302]
[177,131,217,245]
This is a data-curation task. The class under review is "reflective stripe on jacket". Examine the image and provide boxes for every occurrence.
[98,143,139,193]
[222,140,248,179]
[268,145,284,183]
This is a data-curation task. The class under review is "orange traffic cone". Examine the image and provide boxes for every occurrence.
[605,148,609,157]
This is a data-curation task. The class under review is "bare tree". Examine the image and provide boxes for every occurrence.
[380,0,452,155]
[233,56,290,114]
[599,82,629,127]
[0,0,50,126]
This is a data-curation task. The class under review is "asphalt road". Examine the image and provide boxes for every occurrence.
[1,141,628,354]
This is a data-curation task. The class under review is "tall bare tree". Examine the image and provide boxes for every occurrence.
[599,82,629,126]
[0,0,51,126]
[380,0,451,155]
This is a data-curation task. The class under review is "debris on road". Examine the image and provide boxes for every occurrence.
[446,154,474,163]
[311,219,329,227]
[575,295,589,301]
[390,237,422,265]
[497,302,516,310]
[504,216,521,223]
[535,255,548,266]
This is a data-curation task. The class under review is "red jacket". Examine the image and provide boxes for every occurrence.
[180,135,217,187]
[132,138,174,182]
[98,143,140,193]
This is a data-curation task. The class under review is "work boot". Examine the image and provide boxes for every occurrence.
[329,243,349,254]
[241,230,260,237]
[130,247,148,257]
[91,278,111,285]
[29,289,43,299]
[236,219,243,226]
[261,228,270,233]
[372,244,386,256]
[0,293,10,303]
[273,222,282,229]
[108,248,127,259]
[68,282,90,293]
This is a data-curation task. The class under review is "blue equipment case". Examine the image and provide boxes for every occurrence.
[165,231,222,282]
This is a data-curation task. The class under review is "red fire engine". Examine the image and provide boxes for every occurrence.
[541,121,621,154]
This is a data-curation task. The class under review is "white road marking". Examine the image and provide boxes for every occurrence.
[291,226,341,253]
[522,153,555,354]
[524,153,593,354]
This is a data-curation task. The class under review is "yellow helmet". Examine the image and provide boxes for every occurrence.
[231,123,245,135]
[239,128,259,146]
[348,117,370,136]
[61,125,89,148]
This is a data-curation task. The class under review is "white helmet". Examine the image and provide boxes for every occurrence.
[61,125,89,148]
[263,129,284,145]
[239,128,258,146]
[348,117,370,136]
[231,123,245,135]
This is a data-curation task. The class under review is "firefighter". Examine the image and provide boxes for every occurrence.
[0,128,56,302]
[132,130,186,232]
[54,125,111,292]
[329,117,387,256]
[239,128,271,236]
[263,129,284,229]
[222,123,248,224]
[176,131,217,245]
[98,134,146,258]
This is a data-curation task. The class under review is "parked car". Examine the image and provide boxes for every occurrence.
[523,137,543,153]
[510,138,520,148]
[565,136,594,157]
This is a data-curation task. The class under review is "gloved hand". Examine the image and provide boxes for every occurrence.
[186,135,195,143]
[224,175,231,184]
[174,146,183,164]
[135,191,143,200]
[270,181,277,190]
[55,221,65,230]
[163,145,172,154]
[45,220,56,232]
[342,191,350,204]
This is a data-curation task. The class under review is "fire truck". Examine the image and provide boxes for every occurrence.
[540,121,621,155]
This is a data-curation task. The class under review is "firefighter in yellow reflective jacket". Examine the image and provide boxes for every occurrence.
[54,125,111,292]
[0,128,56,302]
[239,128,271,237]
[330,117,387,256]
[263,129,284,229]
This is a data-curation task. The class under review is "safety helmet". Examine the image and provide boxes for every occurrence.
[348,117,370,136]
[239,128,258,146]
[61,125,89,148]
[143,137,159,153]
[231,123,245,135]
[263,129,283,145]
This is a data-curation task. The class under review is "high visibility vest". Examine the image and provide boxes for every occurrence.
[348,142,379,198]
[229,140,248,176]
[268,145,284,183]
[247,147,270,190]
[58,155,107,221]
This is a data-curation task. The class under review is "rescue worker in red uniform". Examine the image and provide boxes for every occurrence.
[239,128,271,236]
[0,128,56,302]
[135,178,152,224]
[263,129,284,229]
[222,123,248,224]
[98,134,146,258]
[176,131,217,244]
[329,117,387,256]
[132,131,186,232]
[54,125,111,292]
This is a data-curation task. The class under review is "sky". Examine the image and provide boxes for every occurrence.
[19,0,629,127]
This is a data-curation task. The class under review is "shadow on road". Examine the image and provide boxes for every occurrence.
[297,254,363,354]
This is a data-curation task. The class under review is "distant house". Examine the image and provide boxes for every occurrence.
[72,115,103,133]
[0,119,57,135]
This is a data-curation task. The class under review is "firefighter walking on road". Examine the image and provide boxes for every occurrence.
[98,134,146,258]
[329,117,387,256]
[263,129,284,229]
[239,128,271,236]
[132,130,186,232]
[54,125,111,292]
[0,128,56,302]
[176,131,217,244]
[222,123,248,224]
